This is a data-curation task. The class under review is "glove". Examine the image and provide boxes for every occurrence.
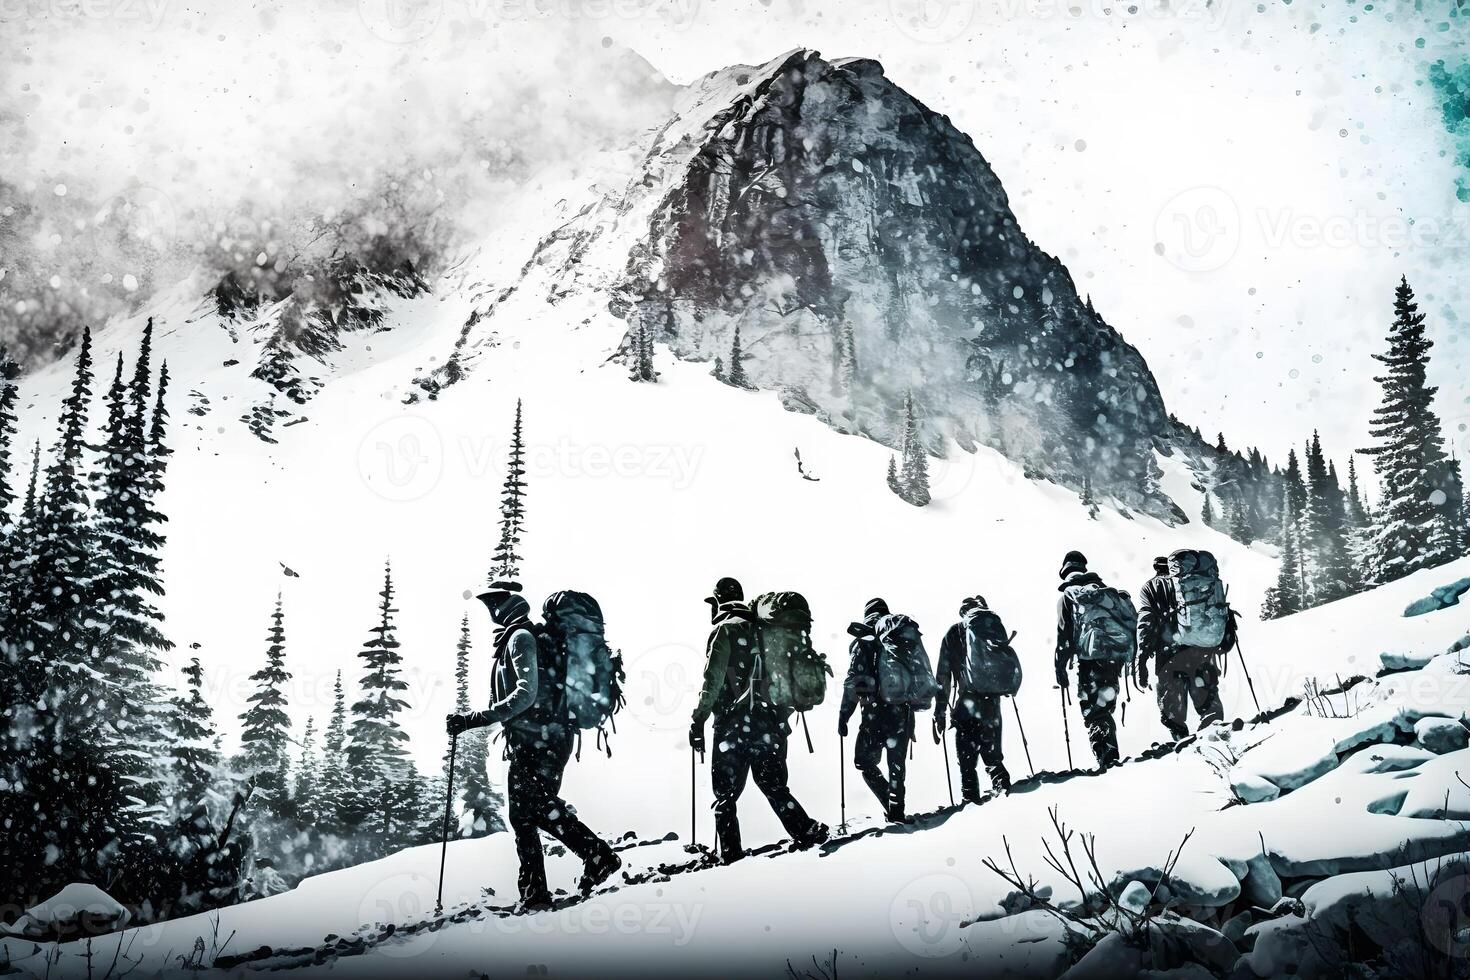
[689,722,706,753]
[931,714,944,744]
[837,717,849,739]
[446,713,469,737]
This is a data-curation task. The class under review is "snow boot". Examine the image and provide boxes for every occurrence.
[578,849,622,896]
[792,822,831,850]
[514,892,555,915]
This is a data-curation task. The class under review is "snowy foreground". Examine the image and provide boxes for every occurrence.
[4,559,1468,978]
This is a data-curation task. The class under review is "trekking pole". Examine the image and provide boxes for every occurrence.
[1059,684,1074,771]
[1011,696,1035,777]
[690,745,697,848]
[435,731,459,917]
[838,732,847,834]
[1235,638,1262,713]
[940,730,955,806]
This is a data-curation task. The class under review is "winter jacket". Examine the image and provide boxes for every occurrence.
[692,601,765,727]
[838,616,884,726]
[1055,570,1107,684]
[461,617,544,734]
[1135,573,1177,671]
[936,623,977,722]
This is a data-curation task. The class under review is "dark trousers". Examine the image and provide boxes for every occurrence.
[853,703,913,818]
[1157,658,1224,741]
[953,695,1010,801]
[506,726,611,902]
[711,717,820,859]
[1076,659,1123,769]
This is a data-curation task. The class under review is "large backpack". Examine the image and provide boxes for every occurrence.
[1066,582,1138,663]
[874,614,942,709]
[540,591,625,733]
[751,592,830,712]
[1167,549,1229,649]
[958,609,1023,697]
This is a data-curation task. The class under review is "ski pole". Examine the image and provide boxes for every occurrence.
[690,745,697,848]
[940,728,955,806]
[1011,696,1035,777]
[1235,638,1262,713]
[1059,684,1074,771]
[435,731,459,917]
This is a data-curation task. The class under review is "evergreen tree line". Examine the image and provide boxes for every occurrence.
[0,326,504,925]
[1185,277,1467,618]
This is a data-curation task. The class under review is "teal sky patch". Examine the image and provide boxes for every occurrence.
[1429,58,1470,203]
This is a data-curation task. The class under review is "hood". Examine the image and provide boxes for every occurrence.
[1058,571,1104,592]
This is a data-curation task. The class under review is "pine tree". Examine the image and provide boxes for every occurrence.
[347,562,412,786]
[1229,496,1254,545]
[1346,454,1369,528]
[490,400,527,581]
[0,348,19,521]
[451,617,504,837]
[711,356,725,382]
[170,656,220,806]
[1262,485,1304,619]
[1302,431,1352,604]
[1201,490,1216,526]
[727,326,750,389]
[1216,432,1228,453]
[239,596,293,798]
[886,456,900,494]
[837,322,857,393]
[294,715,319,823]
[317,670,351,831]
[1081,474,1100,520]
[628,323,657,383]
[896,391,931,507]
[1362,276,1456,580]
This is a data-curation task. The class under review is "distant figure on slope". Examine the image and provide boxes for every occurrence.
[690,577,828,861]
[839,598,913,821]
[447,582,621,912]
[935,596,1019,800]
[1054,551,1136,770]
[1135,552,1238,741]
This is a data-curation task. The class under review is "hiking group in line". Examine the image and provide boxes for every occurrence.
[445,549,1240,912]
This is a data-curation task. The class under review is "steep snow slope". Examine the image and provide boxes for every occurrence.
[5,558,1467,978]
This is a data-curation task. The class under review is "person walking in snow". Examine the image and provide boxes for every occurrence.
[1135,555,1236,741]
[1054,551,1136,770]
[447,582,621,912]
[935,596,1016,800]
[839,598,915,821]
[690,577,828,861]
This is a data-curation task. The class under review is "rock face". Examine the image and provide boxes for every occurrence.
[617,50,1175,513]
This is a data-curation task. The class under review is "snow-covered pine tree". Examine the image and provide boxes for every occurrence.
[1302,431,1352,604]
[170,655,220,807]
[1361,276,1456,580]
[0,348,18,520]
[1216,432,1228,453]
[886,456,900,494]
[451,616,504,836]
[317,670,351,832]
[711,355,725,382]
[490,400,527,581]
[1201,491,1215,527]
[1228,495,1254,545]
[727,325,750,389]
[238,595,294,802]
[347,562,412,791]
[294,715,320,823]
[897,391,931,507]
[1081,473,1100,520]
[1261,485,1304,620]
[628,323,657,382]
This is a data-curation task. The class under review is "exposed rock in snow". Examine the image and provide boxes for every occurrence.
[1117,880,1151,914]
[1,883,130,940]
[1414,716,1469,754]
[1403,576,1470,617]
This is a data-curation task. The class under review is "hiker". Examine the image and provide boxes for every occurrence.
[1054,551,1136,770]
[838,598,914,821]
[935,596,1017,801]
[1136,552,1237,741]
[447,582,620,912]
[690,577,828,861]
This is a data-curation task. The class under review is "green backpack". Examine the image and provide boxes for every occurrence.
[751,592,831,712]
[1065,582,1138,662]
[875,613,943,709]
[540,591,625,733]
